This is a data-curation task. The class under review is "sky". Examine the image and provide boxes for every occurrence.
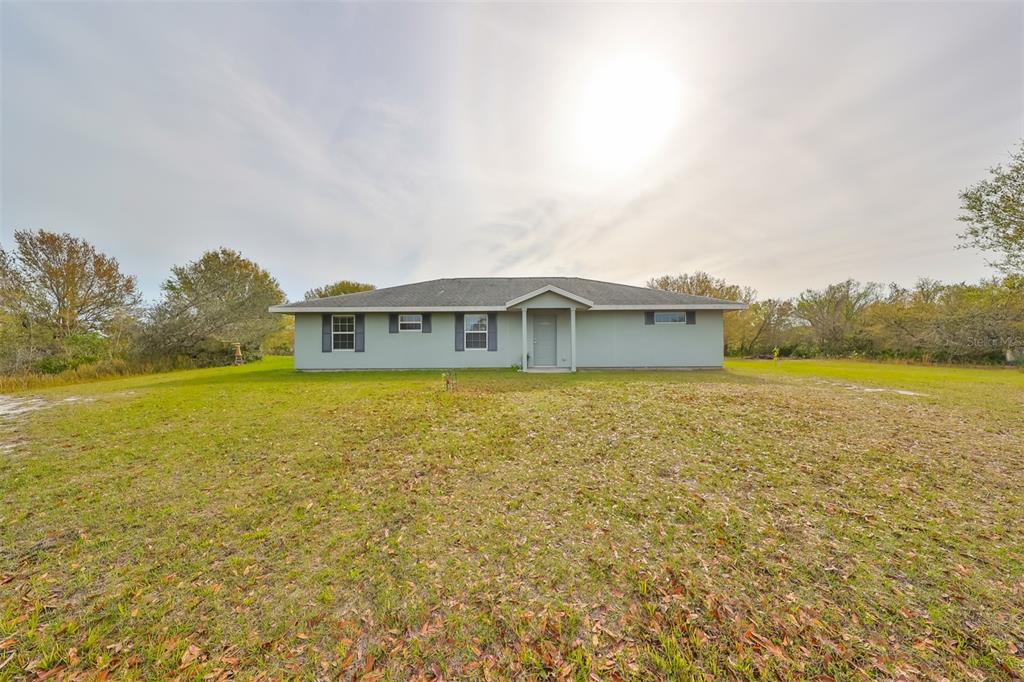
[2,2,1022,302]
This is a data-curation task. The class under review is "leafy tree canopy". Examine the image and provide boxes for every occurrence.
[959,141,1024,274]
[146,248,285,357]
[794,279,881,352]
[304,279,376,300]
[647,271,756,303]
[0,229,140,335]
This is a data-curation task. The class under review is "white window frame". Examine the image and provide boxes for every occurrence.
[654,311,688,325]
[464,313,488,350]
[332,314,355,351]
[398,313,422,332]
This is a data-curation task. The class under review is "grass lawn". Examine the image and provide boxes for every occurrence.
[1,357,1022,680]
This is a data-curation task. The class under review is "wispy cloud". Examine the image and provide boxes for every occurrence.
[2,2,1020,300]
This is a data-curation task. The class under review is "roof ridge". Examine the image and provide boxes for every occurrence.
[284,276,746,308]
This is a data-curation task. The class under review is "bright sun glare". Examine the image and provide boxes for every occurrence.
[572,53,682,178]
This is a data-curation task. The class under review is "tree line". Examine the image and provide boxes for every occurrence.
[1,142,1021,378]
[649,272,1022,362]
[0,232,375,378]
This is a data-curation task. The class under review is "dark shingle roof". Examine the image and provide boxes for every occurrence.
[273,277,745,311]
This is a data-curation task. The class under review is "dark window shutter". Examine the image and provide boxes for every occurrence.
[686,311,696,325]
[487,313,497,351]
[454,313,464,351]
[389,314,398,334]
[644,311,655,325]
[354,314,365,352]
[422,313,431,333]
[322,314,332,352]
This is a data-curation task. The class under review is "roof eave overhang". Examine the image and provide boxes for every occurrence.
[590,303,748,311]
[270,302,747,314]
[269,305,509,314]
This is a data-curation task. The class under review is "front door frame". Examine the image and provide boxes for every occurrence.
[531,312,558,367]
[518,306,578,372]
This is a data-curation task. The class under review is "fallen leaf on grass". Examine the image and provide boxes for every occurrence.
[912,637,934,651]
[180,644,203,667]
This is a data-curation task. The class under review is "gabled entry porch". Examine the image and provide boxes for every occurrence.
[506,285,592,373]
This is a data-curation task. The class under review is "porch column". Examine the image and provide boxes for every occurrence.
[570,306,577,372]
[521,307,528,371]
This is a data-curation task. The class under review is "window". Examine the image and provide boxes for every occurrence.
[332,314,355,350]
[654,312,688,324]
[465,313,488,349]
[398,314,422,332]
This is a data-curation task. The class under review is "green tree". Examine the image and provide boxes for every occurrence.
[933,278,1024,362]
[647,272,756,304]
[0,249,33,371]
[959,142,1024,274]
[861,278,1023,362]
[794,279,881,353]
[304,279,375,300]
[2,229,140,336]
[145,248,285,362]
[738,298,795,355]
[1,231,140,373]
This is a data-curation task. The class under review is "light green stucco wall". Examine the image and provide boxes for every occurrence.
[292,309,724,370]
[294,312,522,370]
[574,310,724,367]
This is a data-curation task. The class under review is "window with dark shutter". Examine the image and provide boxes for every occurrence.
[653,312,688,324]
[330,315,355,350]
[398,314,422,331]
[464,314,487,349]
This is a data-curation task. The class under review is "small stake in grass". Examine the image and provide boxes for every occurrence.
[442,371,457,392]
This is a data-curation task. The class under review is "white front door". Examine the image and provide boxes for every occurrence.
[533,313,557,366]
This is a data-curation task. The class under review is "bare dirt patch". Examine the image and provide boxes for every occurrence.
[0,396,50,418]
[0,395,88,453]
[817,379,927,396]
[0,395,88,419]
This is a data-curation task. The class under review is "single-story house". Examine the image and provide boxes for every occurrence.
[269,277,746,371]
